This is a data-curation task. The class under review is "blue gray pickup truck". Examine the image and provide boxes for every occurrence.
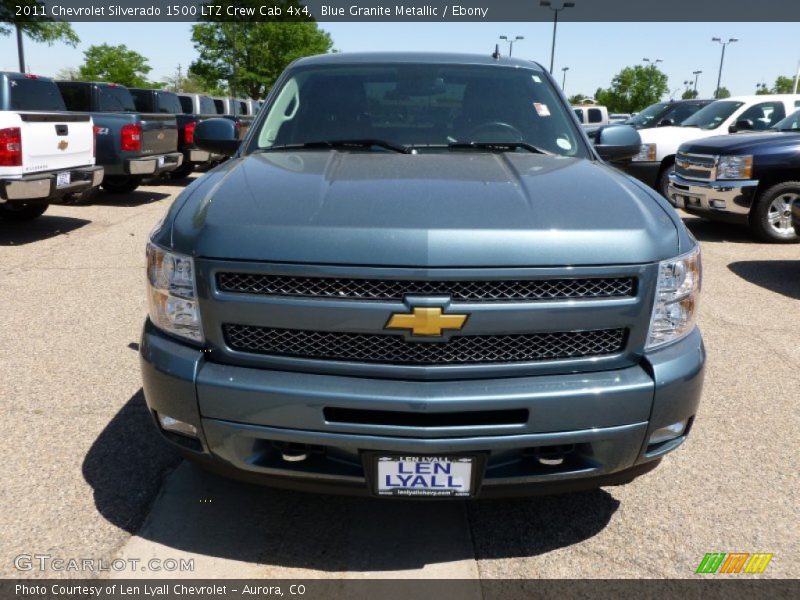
[141,53,705,498]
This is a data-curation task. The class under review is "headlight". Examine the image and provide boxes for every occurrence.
[716,155,753,179]
[633,143,656,161]
[646,245,701,350]
[146,242,204,343]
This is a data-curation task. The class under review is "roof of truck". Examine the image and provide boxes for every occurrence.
[292,52,546,71]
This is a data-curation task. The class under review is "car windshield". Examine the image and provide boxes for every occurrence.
[626,102,668,127]
[254,63,586,157]
[680,100,744,130]
[773,109,800,131]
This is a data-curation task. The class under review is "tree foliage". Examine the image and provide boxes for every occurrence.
[681,89,698,99]
[568,93,590,105]
[756,75,796,95]
[78,44,153,87]
[716,86,731,99]
[595,65,669,113]
[1,0,79,69]
[189,19,333,98]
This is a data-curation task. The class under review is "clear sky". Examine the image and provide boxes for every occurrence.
[1,21,798,99]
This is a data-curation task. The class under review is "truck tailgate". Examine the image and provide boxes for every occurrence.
[18,113,94,174]
[140,114,178,155]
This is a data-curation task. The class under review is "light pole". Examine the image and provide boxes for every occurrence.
[561,66,569,91]
[15,25,25,73]
[692,70,702,93]
[499,35,524,57]
[712,37,738,99]
[541,1,575,74]
[643,58,663,66]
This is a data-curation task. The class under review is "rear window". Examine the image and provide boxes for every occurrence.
[7,78,67,111]
[178,95,193,114]
[97,86,136,112]
[200,96,218,114]
[130,89,153,112]
[156,91,183,114]
[57,82,91,111]
[213,98,225,114]
[587,108,603,123]
[237,100,248,115]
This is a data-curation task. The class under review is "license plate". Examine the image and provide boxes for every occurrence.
[56,172,71,188]
[157,156,165,168]
[375,456,475,497]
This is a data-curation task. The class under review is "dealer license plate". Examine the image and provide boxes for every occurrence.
[376,456,475,497]
[56,172,71,188]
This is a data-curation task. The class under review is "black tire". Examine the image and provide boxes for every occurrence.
[169,161,195,180]
[0,202,49,221]
[102,176,141,194]
[656,160,675,200]
[749,182,800,243]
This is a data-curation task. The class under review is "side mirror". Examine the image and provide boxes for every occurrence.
[729,119,753,133]
[194,118,240,156]
[593,125,642,161]
[657,118,674,127]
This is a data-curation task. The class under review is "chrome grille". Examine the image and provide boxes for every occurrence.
[223,325,627,365]
[675,153,717,181]
[216,273,635,302]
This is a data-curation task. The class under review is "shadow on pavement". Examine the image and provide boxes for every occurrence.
[85,389,618,571]
[728,260,800,300]
[0,214,90,246]
[92,190,171,208]
[681,216,755,244]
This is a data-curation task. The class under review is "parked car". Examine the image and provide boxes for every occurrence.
[625,99,713,130]
[177,93,220,117]
[211,96,254,138]
[0,72,102,221]
[56,81,182,194]
[140,52,704,499]
[668,108,800,242]
[623,95,800,198]
[573,105,609,126]
[609,113,631,123]
[131,88,220,179]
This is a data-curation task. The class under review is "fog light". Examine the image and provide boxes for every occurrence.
[158,414,198,438]
[649,421,687,445]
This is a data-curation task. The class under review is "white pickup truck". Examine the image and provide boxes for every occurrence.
[621,94,800,197]
[0,72,103,221]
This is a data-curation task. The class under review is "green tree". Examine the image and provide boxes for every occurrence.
[716,86,731,99]
[595,65,669,113]
[757,76,796,95]
[78,44,152,87]
[568,93,589,105]
[189,19,333,98]
[1,0,79,70]
[681,89,698,99]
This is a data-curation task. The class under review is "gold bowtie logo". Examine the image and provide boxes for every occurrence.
[385,307,468,337]
[57,140,69,151]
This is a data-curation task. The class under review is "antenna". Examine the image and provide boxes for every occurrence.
[492,44,501,60]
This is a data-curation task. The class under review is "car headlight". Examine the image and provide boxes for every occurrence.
[146,242,204,343]
[633,143,656,161]
[716,155,753,179]
[646,245,701,350]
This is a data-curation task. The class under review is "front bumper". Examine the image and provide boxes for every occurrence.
[620,160,661,188]
[140,322,705,498]
[124,152,183,176]
[0,166,103,203]
[668,173,759,222]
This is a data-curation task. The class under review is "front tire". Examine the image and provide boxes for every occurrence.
[656,160,675,200]
[0,202,49,221]
[102,176,141,194]
[750,182,800,243]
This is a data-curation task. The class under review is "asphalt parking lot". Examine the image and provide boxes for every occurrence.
[1,176,798,581]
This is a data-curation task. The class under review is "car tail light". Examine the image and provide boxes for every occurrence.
[93,125,100,158]
[23,74,40,80]
[120,123,142,152]
[184,121,197,145]
[0,127,22,167]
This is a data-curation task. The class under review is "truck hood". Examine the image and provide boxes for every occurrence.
[676,131,800,154]
[168,151,679,267]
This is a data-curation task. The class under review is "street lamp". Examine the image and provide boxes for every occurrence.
[712,37,738,99]
[643,58,663,65]
[692,70,702,93]
[541,1,575,74]
[561,66,569,91]
[499,35,524,57]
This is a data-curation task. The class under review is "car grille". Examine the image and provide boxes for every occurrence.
[675,153,716,181]
[223,325,627,365]
[216,273,636,302]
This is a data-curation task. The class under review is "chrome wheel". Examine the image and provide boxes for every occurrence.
[767,193,798,236]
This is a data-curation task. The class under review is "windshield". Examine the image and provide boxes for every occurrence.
[255,63,585,157]
[680,101,744,130]
[626,102,668,127]
[773,109,800,131]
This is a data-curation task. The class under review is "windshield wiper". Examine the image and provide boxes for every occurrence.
[442,141,551,155]
[264,139,410,154]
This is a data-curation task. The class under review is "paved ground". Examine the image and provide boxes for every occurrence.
[1,177,798,582]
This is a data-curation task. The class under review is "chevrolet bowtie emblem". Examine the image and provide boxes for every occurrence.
[385,307,468,337]
[57,140,68,151]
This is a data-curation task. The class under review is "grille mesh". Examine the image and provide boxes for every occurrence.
[223,325,626,365]
[216,273,635,302]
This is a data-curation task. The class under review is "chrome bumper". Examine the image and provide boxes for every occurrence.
[667,173,758,218]
[125,152,183,176]
[0,166,104,202]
